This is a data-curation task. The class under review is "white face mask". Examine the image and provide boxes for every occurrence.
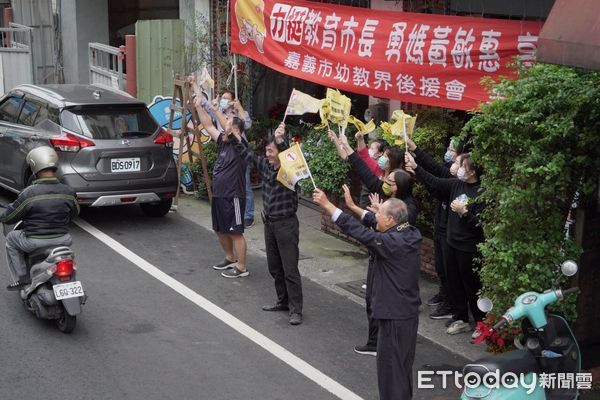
[219,99,230,111]
[457,167,467,181]
[368,148,379,160]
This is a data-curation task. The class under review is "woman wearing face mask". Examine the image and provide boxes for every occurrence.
[355,132,389,208]
[405,152,485,339]
[355,132,388,176]
[328,130,408,208]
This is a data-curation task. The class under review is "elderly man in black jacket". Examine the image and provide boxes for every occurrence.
[313,188,421,400]
[1,146,79,291]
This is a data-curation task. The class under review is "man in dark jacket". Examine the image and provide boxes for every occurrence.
[1,146,79,290]
[313,188,422,400]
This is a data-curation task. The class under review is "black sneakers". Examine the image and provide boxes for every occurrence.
[354,344,377,356]
[221,267,249,278]
[262,303,289,312]
[212,258,237,271]
[426,292,445,306]
[429,303,454,320]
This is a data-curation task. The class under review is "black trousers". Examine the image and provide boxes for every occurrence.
[433,231,450,298]
[365,259,378,346]
[445,245,485,323]
[263,215,303,315]
[377,317,419,400]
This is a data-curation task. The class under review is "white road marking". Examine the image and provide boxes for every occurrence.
[74,218,364,400]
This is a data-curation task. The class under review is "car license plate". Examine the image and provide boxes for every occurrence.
[53,281,84,300]
[111,157,140,172]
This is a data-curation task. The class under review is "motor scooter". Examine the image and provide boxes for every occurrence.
[1,204,86,333]
[461,260,581,399]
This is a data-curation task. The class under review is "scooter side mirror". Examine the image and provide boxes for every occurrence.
[560,260,578,277]
[477,297,494,313]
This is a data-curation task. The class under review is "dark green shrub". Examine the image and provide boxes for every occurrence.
[466,63,600,339]
[191,141,218,199]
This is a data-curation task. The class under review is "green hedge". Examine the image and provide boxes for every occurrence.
[466,63,600,334]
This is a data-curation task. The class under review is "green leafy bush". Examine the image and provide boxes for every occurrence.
[466,63,600,340]
[191,141,218,199]
[298,124,356,197]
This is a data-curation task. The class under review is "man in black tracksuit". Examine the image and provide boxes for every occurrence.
[313,189,421,400]
[1,147,79,290]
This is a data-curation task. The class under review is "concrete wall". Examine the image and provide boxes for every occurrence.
[61,0,109,84]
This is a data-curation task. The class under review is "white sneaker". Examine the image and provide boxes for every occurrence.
[446,320,472,335]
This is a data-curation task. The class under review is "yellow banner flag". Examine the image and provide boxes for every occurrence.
[390,110,417,137]
[347,115,375,135]
[285,89,323,116]
[276,143,312,191]
[380,121,392,135]
[326,88,351,128]
[316,99,330,129]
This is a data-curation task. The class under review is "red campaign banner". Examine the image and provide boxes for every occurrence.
[230,0,542,111]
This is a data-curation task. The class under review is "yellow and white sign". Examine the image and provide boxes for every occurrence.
[326,88,351,128]
[390,110,417,145]
[347,115,375,135]
[276,143,312,191]
[285,89,323,116]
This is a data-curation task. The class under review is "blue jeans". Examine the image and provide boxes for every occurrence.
[244,166,254,221]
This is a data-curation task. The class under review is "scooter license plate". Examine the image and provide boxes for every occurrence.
[53,281,84,300]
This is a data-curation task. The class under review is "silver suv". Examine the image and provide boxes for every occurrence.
[0,84,178,217]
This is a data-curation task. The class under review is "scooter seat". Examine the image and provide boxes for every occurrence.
[26,247,55,266]
[463,349,539,377]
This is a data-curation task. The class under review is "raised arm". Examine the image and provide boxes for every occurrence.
[406,137,452,178]
[312,188,387,257]
[327,129,351,160]
[194,97,221,142]
[342,184,365,219]
[232,99,252,130]
[405,152,453,201]
[212,97,229,132]
[226,120,267,172]
[347,152,384,196]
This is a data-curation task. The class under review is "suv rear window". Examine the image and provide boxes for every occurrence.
[60,105,159,139]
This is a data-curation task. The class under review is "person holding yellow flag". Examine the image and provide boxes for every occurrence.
[227,121,305,326]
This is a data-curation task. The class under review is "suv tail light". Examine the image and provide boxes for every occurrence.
[50,132,95,152]
[54,259,74,278]
[154,128,174,148]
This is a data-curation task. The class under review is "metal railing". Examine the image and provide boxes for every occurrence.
[0,25,35,93]
[1,24,33,51]
[88,42,127,91]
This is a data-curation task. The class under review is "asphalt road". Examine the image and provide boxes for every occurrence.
[0,190,467,400]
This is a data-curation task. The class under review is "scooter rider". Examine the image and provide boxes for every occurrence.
[1,146,79,291]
